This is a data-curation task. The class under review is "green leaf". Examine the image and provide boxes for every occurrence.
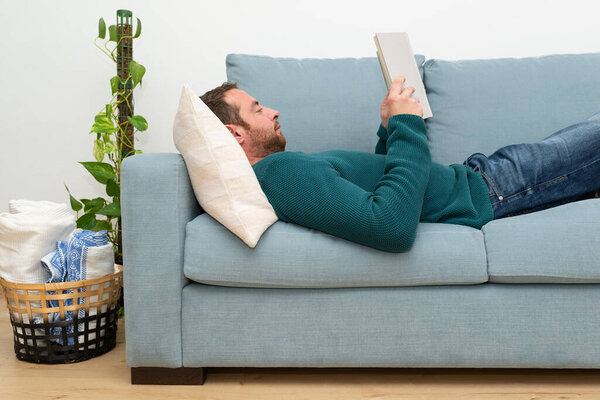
[135,150,143,154]
[129,61,146,88]
[128,115,148,132]
[91,113,116,134]
[64,184,83,212]
[98,18,106,39]
[77,212,97,230]
[110,76,120,96]
[105,104,111,117]
[105,141,117,154]
[70,195,83,212]
[79,162,116,184]
[108,25,117,42]
[106,179,120,197]
[97,201,121,217]
[110,76,120,95]
[94,220,113,232]
[93,139,105,162]
[84,197,106,213]
[133,17,142,39]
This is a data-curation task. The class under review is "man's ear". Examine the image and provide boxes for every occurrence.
[225,124,245,145]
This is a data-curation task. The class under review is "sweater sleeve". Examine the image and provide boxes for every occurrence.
[260,114,431,252]
[375,123,388,155]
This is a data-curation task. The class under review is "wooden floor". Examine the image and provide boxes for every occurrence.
[1,293,600,400]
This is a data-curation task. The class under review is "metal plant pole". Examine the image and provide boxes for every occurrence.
[116,9,134,159]
[115,9,134,265]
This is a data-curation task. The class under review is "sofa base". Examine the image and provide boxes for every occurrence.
[131,367,207,385]
[181,283,600,368]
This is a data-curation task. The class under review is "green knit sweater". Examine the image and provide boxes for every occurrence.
[252,114,493,252]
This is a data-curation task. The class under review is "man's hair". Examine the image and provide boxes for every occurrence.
[200,82,250,129]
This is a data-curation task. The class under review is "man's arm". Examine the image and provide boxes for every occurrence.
[376,76,423,156]
[259,114,431,252]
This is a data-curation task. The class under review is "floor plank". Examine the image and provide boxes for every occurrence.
[1,286,599,400]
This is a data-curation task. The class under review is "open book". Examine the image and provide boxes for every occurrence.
[374,32,433,119]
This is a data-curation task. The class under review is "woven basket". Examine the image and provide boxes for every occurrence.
[0,265,123,364]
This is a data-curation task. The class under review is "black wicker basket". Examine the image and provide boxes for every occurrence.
[1,266,122,364]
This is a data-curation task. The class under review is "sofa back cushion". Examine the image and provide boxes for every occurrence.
[424,52,600,164]
[227,52,600,164]
[226,54,425,154]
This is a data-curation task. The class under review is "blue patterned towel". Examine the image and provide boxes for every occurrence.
[40,229,114,345]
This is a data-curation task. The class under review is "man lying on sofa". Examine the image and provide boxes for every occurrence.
[200,77,600,252]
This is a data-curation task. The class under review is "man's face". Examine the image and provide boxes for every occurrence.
[224,89,286,156]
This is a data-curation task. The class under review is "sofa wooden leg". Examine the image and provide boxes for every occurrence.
[131,367,207,385]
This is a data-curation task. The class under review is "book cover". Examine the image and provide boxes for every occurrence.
[374,32,433,119]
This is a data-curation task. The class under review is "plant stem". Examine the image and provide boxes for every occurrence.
[94,37,114,59]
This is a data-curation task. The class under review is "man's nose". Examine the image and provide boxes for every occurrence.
[268,108,279,120]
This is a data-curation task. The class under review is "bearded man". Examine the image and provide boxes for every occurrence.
[200,78,600,252]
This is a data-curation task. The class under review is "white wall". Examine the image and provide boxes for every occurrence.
[1,0,599,212]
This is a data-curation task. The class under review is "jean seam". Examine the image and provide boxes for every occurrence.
[500,175,567,203]
[500,156,600,203]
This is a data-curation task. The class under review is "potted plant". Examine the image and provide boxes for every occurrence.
[66,10,147,265]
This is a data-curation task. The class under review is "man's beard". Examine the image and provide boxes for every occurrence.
[251,125,286,157]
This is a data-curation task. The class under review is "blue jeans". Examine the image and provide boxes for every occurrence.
[464,112,600,219]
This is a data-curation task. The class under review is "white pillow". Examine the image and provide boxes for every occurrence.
[173,85,278,248]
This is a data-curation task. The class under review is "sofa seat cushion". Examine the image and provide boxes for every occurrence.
[483,199,600,283]
[184,214,487,288]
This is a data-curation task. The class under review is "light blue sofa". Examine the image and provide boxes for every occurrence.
[121,52,600,384]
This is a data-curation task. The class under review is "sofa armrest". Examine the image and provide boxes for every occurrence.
[121,153,202,367]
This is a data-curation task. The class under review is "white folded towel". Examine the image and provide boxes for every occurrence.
[0,200,76,283]
[8,199,71,214]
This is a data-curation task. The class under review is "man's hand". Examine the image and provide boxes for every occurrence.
[380,76,423,129]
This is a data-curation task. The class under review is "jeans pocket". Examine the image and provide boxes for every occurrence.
[477,169,505,202]
[465,153,505,203]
